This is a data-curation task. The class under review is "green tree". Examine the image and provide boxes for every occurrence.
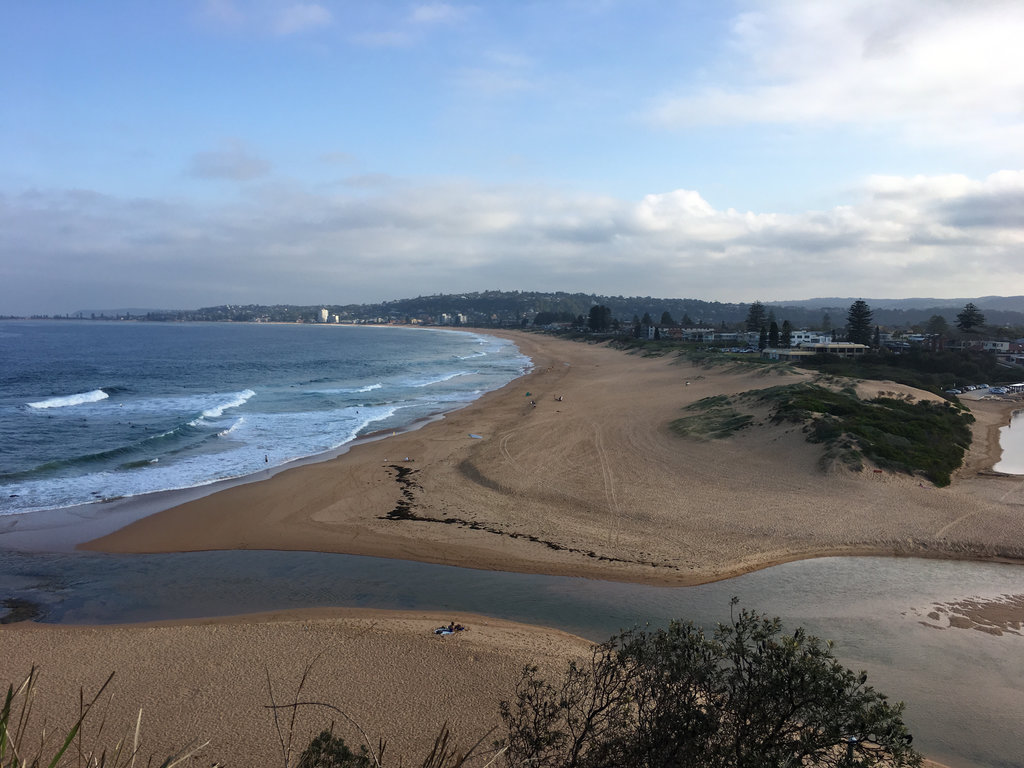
[780,319,793,348]
[758,326,769,350]
[681,313,693,326]
[846,300,874,346]
[745,301,768,332]
[821,313,833,333]
[588,305,612,332]
[660,311,676,327]
[641,312,654,326]
[768,321,780,347]
[500,606,920,768]
[924,315,948,337]
[956,303,985,331]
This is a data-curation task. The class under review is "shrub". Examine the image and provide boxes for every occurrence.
[499,604,921,768]
[297,730,372,768]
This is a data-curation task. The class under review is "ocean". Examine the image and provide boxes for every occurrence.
[0,321,530,516]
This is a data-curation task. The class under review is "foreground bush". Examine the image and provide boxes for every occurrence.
[499,603,921,768]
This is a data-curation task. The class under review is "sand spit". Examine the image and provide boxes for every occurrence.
[80,331,1024,585]
[0,610,591,767]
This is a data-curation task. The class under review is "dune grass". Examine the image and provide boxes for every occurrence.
[670,395,754,440]
[0,667,207,768]
[756,383,974,486]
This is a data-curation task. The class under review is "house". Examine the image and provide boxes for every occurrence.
[947,339,1011,353]
[790,331,833,347]
[762,342,869,361]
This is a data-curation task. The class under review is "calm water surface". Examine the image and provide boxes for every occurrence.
[995,408,1024,475]
[1,550,1021,768]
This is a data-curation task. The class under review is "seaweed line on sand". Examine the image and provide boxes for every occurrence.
[379,465,674,570]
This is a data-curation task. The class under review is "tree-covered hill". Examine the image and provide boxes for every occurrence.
[58,290,1024,331]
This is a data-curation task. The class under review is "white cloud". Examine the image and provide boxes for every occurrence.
[189,141,270,181]
[3,170,1023,314]
[199,0,245,28]
[651,0,1024,153]
[353,2,469,47]
[274,3,332,35]
[408,3,467,26]
[456,50,538,94]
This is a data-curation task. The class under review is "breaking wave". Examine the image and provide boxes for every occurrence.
[189,389,256,425]
[27,389,109,409]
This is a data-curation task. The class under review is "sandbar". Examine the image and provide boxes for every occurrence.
[76,331,1024,584]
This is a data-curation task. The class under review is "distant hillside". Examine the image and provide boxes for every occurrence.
[53,292,1024,331]
[772,296,1024,312]
[71,307,184,317]
[765,296,1024,330]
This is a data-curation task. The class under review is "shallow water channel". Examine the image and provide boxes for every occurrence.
[995,408,1024,475]
[1,550,1022,768]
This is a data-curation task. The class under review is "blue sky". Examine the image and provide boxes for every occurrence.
[2,1,1023,314]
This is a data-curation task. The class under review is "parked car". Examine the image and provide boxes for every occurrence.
[945,389,962,394]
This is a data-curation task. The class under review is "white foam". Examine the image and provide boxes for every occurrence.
[410,371,471,387]
[189,389,256,425]
[2,331,532,516]
[217,417,245,437]
[28,389,109,409]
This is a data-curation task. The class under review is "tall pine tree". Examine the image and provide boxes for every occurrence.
[956,302,985,331]
[846,300,874,345]
[745,301,768,332]
[780,319,793,348]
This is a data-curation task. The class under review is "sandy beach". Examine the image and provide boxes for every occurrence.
[4,330,1021,767]
[0,609,593,766]
[78,331,1024,583]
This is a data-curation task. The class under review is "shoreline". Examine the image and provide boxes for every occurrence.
[3,331,1023,587]
[0,329,527,552]
[70,331,1024,587]
[0,604,958,768]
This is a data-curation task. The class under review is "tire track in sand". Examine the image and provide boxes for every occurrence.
[589,420,623,547]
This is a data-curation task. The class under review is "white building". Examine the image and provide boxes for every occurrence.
[790,331,832,346]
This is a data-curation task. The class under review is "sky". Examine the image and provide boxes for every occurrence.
[2,0,1023,315]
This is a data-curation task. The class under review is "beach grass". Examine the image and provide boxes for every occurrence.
[1,667,206,768]
[670,395,755,440]
[670,382,975,486]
